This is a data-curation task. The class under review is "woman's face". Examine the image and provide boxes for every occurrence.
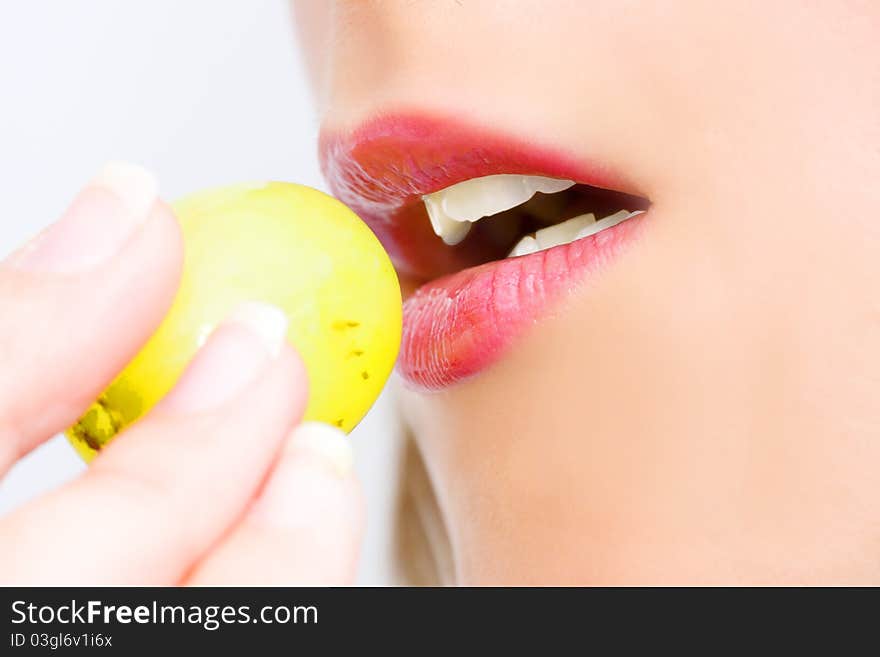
[295,1,880,583]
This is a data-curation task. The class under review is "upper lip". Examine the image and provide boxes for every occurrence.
[319,112,642,281]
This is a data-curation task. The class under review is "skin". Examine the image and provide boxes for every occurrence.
[2,1,876,586]
[0,168,363,585]
[295,1,880,583]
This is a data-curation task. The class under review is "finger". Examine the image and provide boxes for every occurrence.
[0,163,182,472]
[187,422,364,586]
[0,303,308,585]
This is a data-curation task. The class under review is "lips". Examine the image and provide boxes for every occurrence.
[320,114,648,389]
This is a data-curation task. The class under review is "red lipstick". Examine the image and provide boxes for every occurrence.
[320,113,646,389]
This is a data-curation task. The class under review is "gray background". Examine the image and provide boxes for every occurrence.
[0,0,402,585]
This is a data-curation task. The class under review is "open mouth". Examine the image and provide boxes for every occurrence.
[422,173,648,259]
[320,114,650,389]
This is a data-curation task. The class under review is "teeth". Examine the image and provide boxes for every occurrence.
[423,195,473,245]
[439,174,575,221]
[573,209,641,240]
[535,213,595,250]
[507,210,644,258]
[422,172,645,251]
[423,174,575,245]
[509,235,539,257]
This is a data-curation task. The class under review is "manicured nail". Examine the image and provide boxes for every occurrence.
[225,301,289,358]
[288,421,354,477]
[7,161,158,273]
[251,422,355,528]
[160,301,289,413]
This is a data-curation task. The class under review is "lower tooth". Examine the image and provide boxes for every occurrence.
[574,210,643,240]
[507,209,644,258]
[535,213,595,250]
[509,235,539,257]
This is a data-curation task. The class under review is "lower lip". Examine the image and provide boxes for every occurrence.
[400,212,646,389]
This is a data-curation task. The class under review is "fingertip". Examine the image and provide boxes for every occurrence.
[288,421,354,477]
[0,169,186,461]
[94,161,159,219]
[185,420,364,585]
[250,421,361,531]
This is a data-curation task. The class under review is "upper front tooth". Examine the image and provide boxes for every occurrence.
[423,195,473,245]
[422,174,575,244]
[429,174,575,224]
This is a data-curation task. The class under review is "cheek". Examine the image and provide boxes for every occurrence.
[290,0,334,99]
[397,199,877,583]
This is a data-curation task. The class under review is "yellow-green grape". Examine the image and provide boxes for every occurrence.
[67,182,401,461]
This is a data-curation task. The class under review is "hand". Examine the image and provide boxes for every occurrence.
[0,163,364,585]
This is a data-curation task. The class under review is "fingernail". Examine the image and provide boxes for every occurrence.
[8,161,158,273]
[160,301,289,413]
[288,421,354,477]
[251,422,355,528]
[224,301,289,358]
